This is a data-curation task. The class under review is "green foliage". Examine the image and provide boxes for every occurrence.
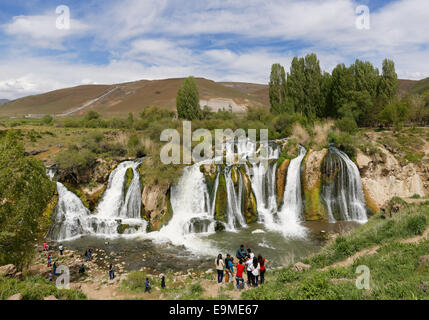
[334,117,359,135]
[176,76,201,120]
[269,63,289,114]
[0,131,55,268]
[379,101,409,128]
[41,114,53,125]
[123,271,147,291]
[0,276,86,300]
[127,133,146,157]
[84,110,101,122]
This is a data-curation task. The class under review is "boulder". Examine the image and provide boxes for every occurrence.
[276,159,290,207]
[7,293,23,300]
[43,295,58,300]
[292,262,311,272]
[141,184,172,231]
[252,229,265,234]
[0,264,17,277]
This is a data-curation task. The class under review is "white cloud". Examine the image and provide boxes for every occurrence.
[0,0,428,99]
[3,13,88,49]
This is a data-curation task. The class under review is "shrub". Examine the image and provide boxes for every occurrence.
[125,271,147,291]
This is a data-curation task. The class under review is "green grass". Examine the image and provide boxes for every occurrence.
[241,201,429,300]
[0,276,87,300]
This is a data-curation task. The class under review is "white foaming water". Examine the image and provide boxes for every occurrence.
[224,167,247,231]
[146,164,219,255]
[247,161,278,228]
[322,147,368,223]
[276,146,308,238]
[49,182,92,241]
[49,159,147,241]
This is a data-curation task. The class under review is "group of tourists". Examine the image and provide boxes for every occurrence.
[215,245,269,289]
[43,242,64,282]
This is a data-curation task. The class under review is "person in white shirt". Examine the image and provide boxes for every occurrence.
[245,256,254,287]
[251,257,260,287]
[215,254,225,284]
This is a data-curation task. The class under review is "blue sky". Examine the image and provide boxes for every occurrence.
[0,0,428,99]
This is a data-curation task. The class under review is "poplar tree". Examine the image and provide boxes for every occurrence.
[176,76,201,120]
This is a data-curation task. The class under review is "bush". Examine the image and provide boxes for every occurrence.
[335,117,358,134]
[405,215,427,235]
[41,115,53,125]
[125,271,147,291]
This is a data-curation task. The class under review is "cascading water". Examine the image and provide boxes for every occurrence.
[48,159,147,241]
[224,167,247,231]
[276,146,307,237]
[48,182,92,241]
[247,160,278,228]
[147,164,218,254]
[321,146,368,222]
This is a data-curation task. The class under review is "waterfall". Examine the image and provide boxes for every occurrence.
[48,182,92,241]
[321,146,368,222]
[148,164,218,254]
[48,159,147,241]
[276,146,307,237]
[224,167,247,231]
[247,161,278,228]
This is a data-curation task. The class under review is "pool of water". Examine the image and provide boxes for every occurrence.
[58,221,360,272]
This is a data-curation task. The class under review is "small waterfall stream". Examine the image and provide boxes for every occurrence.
[276,146,307,237]
[48,159,147,241]
[321,146,368,222]
[224,167,247,231]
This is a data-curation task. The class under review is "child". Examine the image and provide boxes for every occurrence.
[47,254,52,268]
[145,278,151,293]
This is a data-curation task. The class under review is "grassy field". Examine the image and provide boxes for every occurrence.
[241,199,429,300]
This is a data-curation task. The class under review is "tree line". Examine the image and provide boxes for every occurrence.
[269,54,428,129]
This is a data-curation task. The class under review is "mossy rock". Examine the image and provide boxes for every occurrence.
[87,184,107,211]
[215,170,227,222]
[117,224,139,234]
[215,221,226,232]
[124,167,134,198]
[363,185,378,216]
[276,159,290,208]
[239,165,258,224]
[147,189,174,232]
[63,183,90,209]
[301,150,328,221]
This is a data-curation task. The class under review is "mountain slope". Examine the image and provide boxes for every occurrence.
[0,78,269,117]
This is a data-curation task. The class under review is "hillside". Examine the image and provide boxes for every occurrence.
[0,78,269,117]
[398,77,429,96]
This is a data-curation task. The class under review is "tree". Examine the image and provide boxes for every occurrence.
[286,57,306,116]
[269,63,289,114]
[84,110,101,121]
[379,101,409,129]
[41,114,53,125]
[0,131,55,268]
[377,59,398,105]
[176,76,201,120]
[330,64,356,118]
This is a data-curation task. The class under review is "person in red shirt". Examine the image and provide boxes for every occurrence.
[235,259,246,289]
[258,255,269,285]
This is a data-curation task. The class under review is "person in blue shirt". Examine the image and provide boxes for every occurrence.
[145,278,151,293]
[226,254,234,283]
[236,245,247,260]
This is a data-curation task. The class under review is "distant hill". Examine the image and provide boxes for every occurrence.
[0,99,9,106]
[1,76,427,117]
[0,78,269,117]
[398,77,429,96]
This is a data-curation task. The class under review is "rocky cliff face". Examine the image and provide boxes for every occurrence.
[357,146,427,211]
[141,184,172,231]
